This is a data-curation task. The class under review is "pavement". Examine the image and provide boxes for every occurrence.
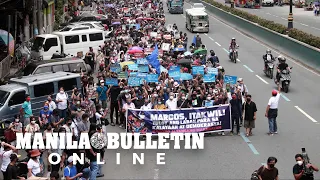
[208,0,320,36]
[101,2,320,180]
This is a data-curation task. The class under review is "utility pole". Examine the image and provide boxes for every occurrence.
[37,0,43,34]
[33,0,38,36]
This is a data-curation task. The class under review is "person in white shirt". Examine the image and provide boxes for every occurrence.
[27,150,42,178]
[0,142,16,179]
[265,85,281,136]
[47,96,56,111]
[165,93,178,110]
[55,87,68,118]
[237,78,248,97]
[140,99,152,110]
[122,98,136,112]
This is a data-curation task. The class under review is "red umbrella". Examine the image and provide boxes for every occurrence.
[143,17,154,21]
[136,17,144,20]
[128,49,143,54]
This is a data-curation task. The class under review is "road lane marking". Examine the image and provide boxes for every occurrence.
[281,17,286,20]
[280,94,290,101]
[294,106,317,123]
[240,132,259,155]
[209,37,214,41]
[184,1,320,76]
[223,48,229,53]
[154,169,159,180]
[300,23,309,27]
[243,65,254,72]
[215,42,221,46]
[204,33,208,36]
[266,12,271,15]
[255,75,269,84]
[237,58,241,62]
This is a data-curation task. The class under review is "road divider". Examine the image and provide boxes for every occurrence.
[243,65,254,72]
[240,132,259,155]
[294,106,318,123]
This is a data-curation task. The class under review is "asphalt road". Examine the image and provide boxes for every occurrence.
[101,2,320,180]
[209,0,320,36]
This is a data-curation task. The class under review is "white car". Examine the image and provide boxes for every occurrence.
[262,0,274,6]
[70,21,106,31]
[191,3,206,11]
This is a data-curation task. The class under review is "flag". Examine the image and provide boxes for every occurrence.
[146,44,160,74]
[192,36,196,45]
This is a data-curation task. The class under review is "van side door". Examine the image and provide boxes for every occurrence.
[7,90,26,120]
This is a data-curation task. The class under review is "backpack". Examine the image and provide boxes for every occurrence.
[251,166,265,180]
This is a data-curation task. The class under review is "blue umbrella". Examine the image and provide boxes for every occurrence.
[173,47,185,52]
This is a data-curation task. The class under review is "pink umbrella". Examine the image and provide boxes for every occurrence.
[129,46,143,51]
[128,49,143,54]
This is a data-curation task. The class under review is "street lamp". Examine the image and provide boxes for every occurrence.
[288,0,293,29]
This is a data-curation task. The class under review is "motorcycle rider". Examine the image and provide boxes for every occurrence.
[229,38,239,59]
[208,50,219,67]
[276,56,291,84]
[263,49,275,71]
[195,34,202,48]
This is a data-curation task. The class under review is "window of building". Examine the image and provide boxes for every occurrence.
[58,78,77,91]
[65,35,80,44]
[89,33,103,41]
[8,91,25,106]
[34,82,54,97]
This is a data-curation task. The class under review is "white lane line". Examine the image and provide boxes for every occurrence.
[209,37,214,41]
[281,17,287,20]
[204,33,208,36]
[266,12,271,15]
[215,42,221,46]
[243,65,254,72]
[223,48,229,53]
[273,15,278,17]
[154,169,159,179]
[294,106,318,123]
[237,58,241,62]
[184,1,320,77]
[255,75,269,84]
[300,23,309,27]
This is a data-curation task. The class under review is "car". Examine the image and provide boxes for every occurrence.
[59,25,91,32]
[191,3,206,11]
[70,21,106,31]
[262,0,274,6]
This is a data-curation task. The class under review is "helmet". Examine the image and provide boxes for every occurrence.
[232,37,236,40]
[278,56,286,63]
[266,49,271,54]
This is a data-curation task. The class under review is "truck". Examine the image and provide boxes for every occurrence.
[167,0,184,14]
[185,9,209,33]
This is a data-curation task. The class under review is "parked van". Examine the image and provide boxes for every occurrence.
[0,72,81,121]
[16,58,92,76]
[30,29,105,60]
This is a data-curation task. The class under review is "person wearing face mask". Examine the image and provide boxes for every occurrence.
[293,154,319,180]
[0,142,17,180]
[25,117,40,138]
[96,80,108,109]
[107,85,122,126]
[56,87,69,118]
[47,96,56,111]
[118,88,132,128]
[165,92,178,110]
[27,150,43,178]
[8,115,23,146]
[189,89,204,108]
[141,99,152,110]
[203,94,214,107]
[177,93,189,108]
[257,157,278,180]
[21,94,33,127]
[63,119,73,133]
[154,97,166,110]
[38,105,52,128]
[229,93,241,135]
[242,94,257,137]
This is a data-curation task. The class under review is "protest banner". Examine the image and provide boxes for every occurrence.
[137,58,149,65]
[118,72,128,79]
[126,104,231,134]
[207,67,218,75]
[203,74,216,83]
[105,78,118,86]
[161,43,170,51]
[110,64,121,73]
[146,74,159,83]
[180,73,193,80]
[138,65,149,73]
[128,64,139,71]
[168,66,181,80]
[192,66,205,75]
[130,72,138,77]
[137,73,147,78]
[224,75,238,85]
[128,77,141,86]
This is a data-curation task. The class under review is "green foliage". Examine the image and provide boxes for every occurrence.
[202,0,320,49]
[54,0,64,30]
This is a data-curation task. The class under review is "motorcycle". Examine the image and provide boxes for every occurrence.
[230,48,237,63]
[263,56,275,79]
[275,67,292,93]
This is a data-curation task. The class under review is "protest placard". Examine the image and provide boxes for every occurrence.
[180,73,193,80]
[203,74,216,83]
[126,104,231,134]
[128,77,141,86]
[105,78,118,86]
[118,72,128,79]
[128,64,139,71]
[161,43,170,51]
[192,66,205,75]
[224,75,238,84]
[138,65,149,73]
[207,67,218,75]
[169,66,181,80]
[146,74,159,83]
[137,73,147,78]
[130,72,138,77]
[137,58,149,65]
[110,64,121,73]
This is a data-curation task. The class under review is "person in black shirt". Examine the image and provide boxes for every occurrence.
[107,85,122,126]
[88,124,104,179]
[6,154,24,180]
[230,93,241,135]
[276,56,290,83]
[293,154,319,180]
[177,93,189,108]
[242,94,257,137]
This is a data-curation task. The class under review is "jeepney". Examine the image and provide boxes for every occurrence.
[167,0,184,14]
[185,9,209,33]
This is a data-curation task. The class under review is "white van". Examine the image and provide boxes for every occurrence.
[30,29,105,60]
[185,9,209,33]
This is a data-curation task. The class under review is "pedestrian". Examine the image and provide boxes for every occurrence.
[0,142,17,180]
[293,154,319,180]
[242,94,257,137]
[257,157,279,180]
[8,115,23,146]
[96,79,108,109]
[265,86,281,136]
[20,94,32,127]
[5,153,24,180]
[55,87,69,118]
[63,156,83,180]
[230,93,241,135]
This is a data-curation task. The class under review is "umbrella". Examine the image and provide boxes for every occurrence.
[105,4,114,7]
[184,51,192,56]
[177,58,193,64]
[173,47,185,52]
[0,29,14,56]
[129,46,143,51]
[120,61,135,68]
[127,49,143,54]
[112,22,121,25]
[194,48,207,55]
[143,17,154,21]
